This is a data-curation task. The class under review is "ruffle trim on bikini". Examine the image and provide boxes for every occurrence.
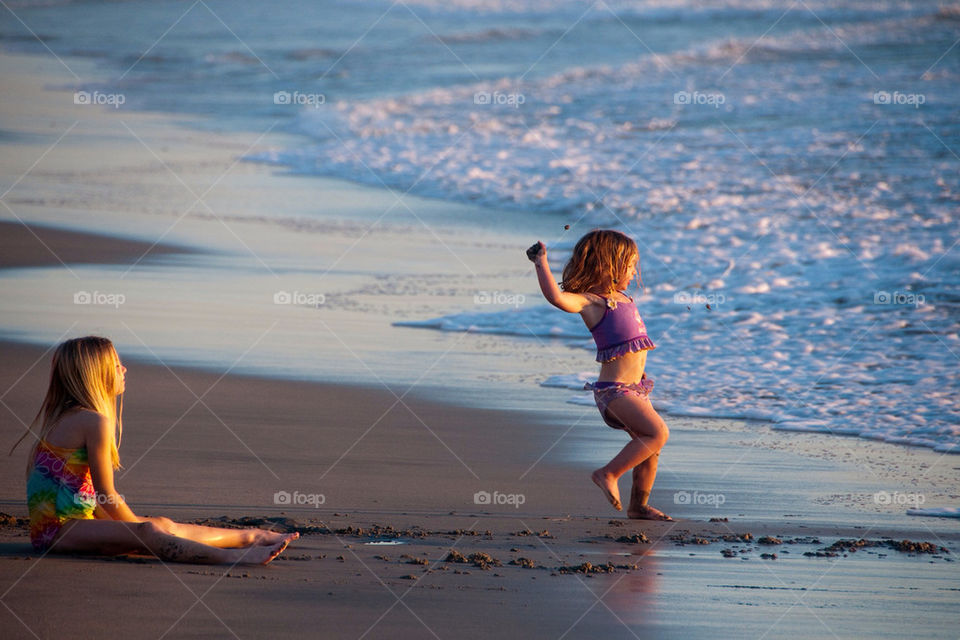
[584,377,654,393]
[595,335,656,362]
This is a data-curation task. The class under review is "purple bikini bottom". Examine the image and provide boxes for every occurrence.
[585,376,654,430]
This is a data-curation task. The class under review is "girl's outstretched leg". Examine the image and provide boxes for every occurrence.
[143,516,299,548]
[50,519,289,565]
[592,395,669,513]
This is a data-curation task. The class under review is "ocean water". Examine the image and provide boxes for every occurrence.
[2,0,958,453]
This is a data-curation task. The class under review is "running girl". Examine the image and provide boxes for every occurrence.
[10,336,297,564]
[528,230,672,520]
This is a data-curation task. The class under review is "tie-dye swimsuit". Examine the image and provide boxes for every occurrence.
[26,441,97,551]
[585,293,657,429]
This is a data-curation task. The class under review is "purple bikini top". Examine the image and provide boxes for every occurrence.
[589,292,656,363]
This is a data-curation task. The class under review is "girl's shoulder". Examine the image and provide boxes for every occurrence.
[45,408,107,448]
[584,290,631,305]
[579,291,611,307]
[579,290,620,328]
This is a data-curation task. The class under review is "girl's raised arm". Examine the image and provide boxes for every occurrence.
[527,241,592,313]
[84,412,139,522]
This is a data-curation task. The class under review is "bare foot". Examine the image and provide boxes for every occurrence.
[627,504,673,521]
[237,540,289,565]
[254,530,300,546]
[591,469,622,511]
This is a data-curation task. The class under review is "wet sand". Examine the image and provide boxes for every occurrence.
[0,221,193,270]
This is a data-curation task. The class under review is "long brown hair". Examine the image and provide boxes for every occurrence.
[561,229,640,294]
[10,336,123,469]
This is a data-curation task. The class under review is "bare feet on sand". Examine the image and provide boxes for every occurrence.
[627,504,673,521]
[239,539,290,565]
[591,469,622,511]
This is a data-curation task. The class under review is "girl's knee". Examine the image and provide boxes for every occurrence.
[654,423,669,449]
[144,516,176,533]
[136,521,164,539]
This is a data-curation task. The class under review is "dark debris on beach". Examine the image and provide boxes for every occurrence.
[2,513,953,571]
[804,538,951,557]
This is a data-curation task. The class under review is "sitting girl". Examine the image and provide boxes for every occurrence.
[10,336,297,564]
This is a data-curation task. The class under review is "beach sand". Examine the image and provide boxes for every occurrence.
[1,51,958,639]
[1,238,957,639]
[2,334,957,639]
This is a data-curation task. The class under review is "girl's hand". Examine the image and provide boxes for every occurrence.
[529,240,590,312]
[526,241,546,263]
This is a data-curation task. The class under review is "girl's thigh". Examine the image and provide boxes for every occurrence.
[50,518,150,556]
[604,394,668,442]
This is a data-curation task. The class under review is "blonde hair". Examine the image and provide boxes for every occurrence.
[10,336,123,469]
[561,229,640,295]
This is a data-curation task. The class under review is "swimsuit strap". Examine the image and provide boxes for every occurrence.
[37,439,84,455]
